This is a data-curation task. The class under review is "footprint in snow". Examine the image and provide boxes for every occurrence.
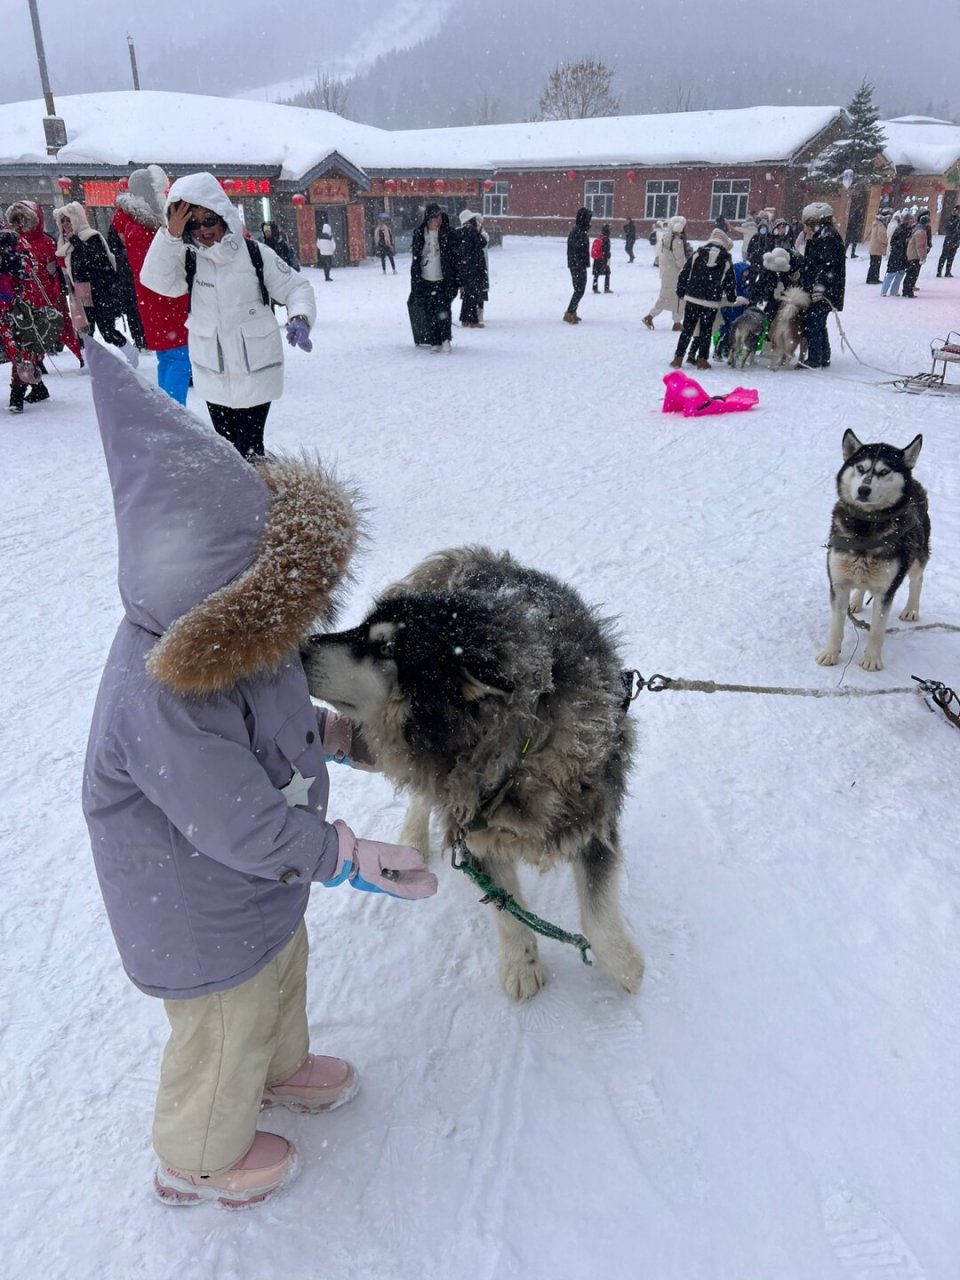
[822,1186,926,1280]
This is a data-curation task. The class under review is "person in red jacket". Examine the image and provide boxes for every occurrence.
[5,200,83,368]
[111,166,191,404]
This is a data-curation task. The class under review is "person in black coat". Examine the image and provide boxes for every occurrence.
[623,217,637,262]
[54,203,134,361]
[799,202,845,369]
[408,203,459,350]
[936,209,959,277]
[564,206,593,323]
[457,210,489,327]
[260,221,299,270]
[670,228,737,369]
[106,222,146,349]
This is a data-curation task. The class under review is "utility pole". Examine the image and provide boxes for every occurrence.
[127,35,141,91]
[26,0,67,156]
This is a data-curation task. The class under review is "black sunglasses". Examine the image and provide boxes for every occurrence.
[186,215,221,232]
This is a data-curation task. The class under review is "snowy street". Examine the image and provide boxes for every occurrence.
[2,234,958,1280]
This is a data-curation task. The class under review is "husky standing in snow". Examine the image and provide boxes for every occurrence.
[816,430,929,672]
[303,547,646,1002]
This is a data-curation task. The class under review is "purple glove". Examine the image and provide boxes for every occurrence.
[285,317,312,352]
[325,820,438,900]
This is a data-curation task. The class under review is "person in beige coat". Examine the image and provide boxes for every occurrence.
[866,210,891,283]
[902,213,930,298]
[643,216,691,330]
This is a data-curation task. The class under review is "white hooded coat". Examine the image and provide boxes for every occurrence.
[650,229,690,319]
[140,173,316,408]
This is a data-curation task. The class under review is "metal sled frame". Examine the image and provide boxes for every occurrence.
[894,331,960,395]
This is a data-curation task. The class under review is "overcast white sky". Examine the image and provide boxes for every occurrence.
[1,0,957,123]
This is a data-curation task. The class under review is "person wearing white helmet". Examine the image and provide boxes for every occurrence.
[799,202,844,368]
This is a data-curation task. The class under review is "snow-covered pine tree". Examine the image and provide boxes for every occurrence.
[807,80,889,193]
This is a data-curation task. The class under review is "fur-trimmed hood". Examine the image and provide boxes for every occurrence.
[87,341,360,696]
[5,200,40,231]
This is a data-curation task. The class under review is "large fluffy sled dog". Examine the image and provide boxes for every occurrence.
[303,547,645,1001]
[816,430,929,672]
[767,286,810,369]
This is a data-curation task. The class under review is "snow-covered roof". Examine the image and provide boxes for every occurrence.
[0,91,845,179]
[880,118,960,174]
[0,92,386,180]
[402,106,846,170]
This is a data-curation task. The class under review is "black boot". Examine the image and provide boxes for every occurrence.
[9,384,26,413]
[26,381,50,404]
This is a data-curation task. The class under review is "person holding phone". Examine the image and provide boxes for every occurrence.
[141,172,316,458]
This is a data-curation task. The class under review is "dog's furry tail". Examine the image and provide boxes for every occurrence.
[782,286,811,309]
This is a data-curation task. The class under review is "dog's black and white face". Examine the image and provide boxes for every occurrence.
[303,592,514,754]
[837,429,922,511]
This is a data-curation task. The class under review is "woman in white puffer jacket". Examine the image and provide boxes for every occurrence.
[642,215,691,330]
[141,172,316,458]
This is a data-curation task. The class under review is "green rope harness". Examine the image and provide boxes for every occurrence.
[451,833,593,965]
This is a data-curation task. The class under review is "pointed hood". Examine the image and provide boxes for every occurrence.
[120,164,168,228]
[88,342,361,696]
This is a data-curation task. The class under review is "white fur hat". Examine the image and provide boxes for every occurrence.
[763,247,792,272]
[707,228,733,250]
[459,208,482,227]
[668,215,686,232]
[802,201,834,224]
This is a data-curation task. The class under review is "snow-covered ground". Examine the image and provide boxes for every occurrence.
[2,235,958,1280]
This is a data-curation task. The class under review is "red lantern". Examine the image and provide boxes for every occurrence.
[565,170,577,182]
[626,170,637,183]
[291,193,306,207]
[383,178,398,193]
[934,182,946,193]
[483,178,495,192]
[56,176,72,193]
[118,177,129,191]
[882,184,894,195]
[433,178,445,192]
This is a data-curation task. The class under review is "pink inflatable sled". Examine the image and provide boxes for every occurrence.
[662,370,759,417]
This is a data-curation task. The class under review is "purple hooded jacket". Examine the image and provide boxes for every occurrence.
[82,341,360,999]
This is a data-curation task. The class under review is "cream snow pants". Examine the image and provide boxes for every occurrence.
[152,922,309,1174]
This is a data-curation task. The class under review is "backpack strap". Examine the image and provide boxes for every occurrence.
[185,247,196,313]
[184,239,270,313]
[245,239,270,307]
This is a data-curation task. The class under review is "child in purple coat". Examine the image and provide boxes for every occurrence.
[82,342,436,1208]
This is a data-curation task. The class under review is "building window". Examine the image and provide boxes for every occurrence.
[584,179,614,219]
[645,180,680,219]
[710,178,751,222]
[483,181,508,217]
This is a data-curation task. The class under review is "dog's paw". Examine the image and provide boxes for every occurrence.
[816,648,840,667]
[594,942,646,994]
[500,949,548,1001]
[860,652,884,672]
[899,607,920,622]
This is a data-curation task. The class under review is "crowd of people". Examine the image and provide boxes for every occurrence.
[1,167,318,451]
[562,196,955,371]
[4,177,957,421]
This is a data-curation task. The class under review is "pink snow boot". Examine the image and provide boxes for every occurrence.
[261,1054,360,1115]
[154,1132,298,1209]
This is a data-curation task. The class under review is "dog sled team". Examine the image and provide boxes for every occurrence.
[639,201,847,371]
